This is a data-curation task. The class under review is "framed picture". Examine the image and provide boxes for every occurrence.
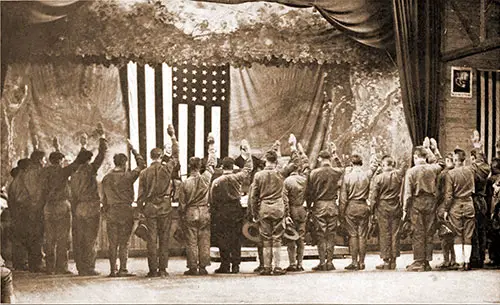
[451,66,473,98]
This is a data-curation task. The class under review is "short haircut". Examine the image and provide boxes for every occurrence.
[49,152,65,164]
[150,148,163,160]
[413,146,427,159]
[265,150,278,163]
[444,152,454,160]
[113,153,128,167]
[350,154,363,166]
[381,155,394,167]
[491,158,500,170]
[189,157,202,172]
[318,150,331,159]
[30,150,45,163]
[80,149,93,163]
[454,148,466,162]
[10,167,20,178]
[470,149,485,161]
[288,163,298,173]
[17,158,31,170]
[222,157,235,170]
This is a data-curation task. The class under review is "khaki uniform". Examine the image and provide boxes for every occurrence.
[470,160,491,267]
[306,164,343,265]
[102,149,145,274]
[283,172,307,266]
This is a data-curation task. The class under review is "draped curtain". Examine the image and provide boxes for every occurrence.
[392,0,442,146]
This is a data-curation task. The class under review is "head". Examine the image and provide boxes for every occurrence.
[470,149,485,163]
[413,146,428,164]
[150,148,163,162]
[350,154,363,167]
[264,150,278,167]
[381,155,395,171]
[113,153,128,169]
[444,152,455,169]
[49,152,65,166]
[453,148,467,166]
[288,163,299,175]
[491,158,500,175]
[79,149,93,164]
[10,167,20,178]
[30,150,46,167]
[222,157,235,171]
[189,157,202,174]
[317,150,331,165]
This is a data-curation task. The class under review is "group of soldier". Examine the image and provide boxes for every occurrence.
[2,122,500,281]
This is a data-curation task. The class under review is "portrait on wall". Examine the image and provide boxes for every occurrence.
[451,66,473,98]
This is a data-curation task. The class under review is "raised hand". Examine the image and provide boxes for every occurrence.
[126,138,134,151]
[207,132,215,145]
[52,137,60,152]
[80,133,88,147]
[288,133,297,147]
[96,122,105,139]
[423,137,430,149]
[167,124,175,137]
[430,138,437,151]
[471,130,482,149]
[32,135,39,150]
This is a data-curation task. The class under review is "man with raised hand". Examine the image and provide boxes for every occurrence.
[179,134,216,276]
[403,137,444,272]
[340,154,378,271]
[102,139,146,277]
[305,147,344,272]
[137,124,179,278]
[370,155,406,270]
[211,140,253,274]
[70,126,107,276]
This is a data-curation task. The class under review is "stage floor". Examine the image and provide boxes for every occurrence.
[11,252,500,304]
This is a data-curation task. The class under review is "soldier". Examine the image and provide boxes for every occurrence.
[435,153,457,270]
[42,138,87,275]
[102,140,146,277]
[306,150,343,271]
[443,148,487,270]
[249,150,289,276]
[403,139,444,272]
[370,155,406,270]
[70,130,107,276]
[137,124,179,277]
[340,154,378,271]
[179,134,216,276]
[469,150,491,269]
[486,158,500,267]
[211,140,253,274]
[283,137,309,272]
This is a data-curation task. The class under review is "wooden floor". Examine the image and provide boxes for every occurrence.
[11,252,500,304]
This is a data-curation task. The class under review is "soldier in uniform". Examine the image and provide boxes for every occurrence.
[211,141,253,274]
[178,134,216,276]
[102,140,146,277]
[469,150,491,268]
[340,154,378,271]
[370,155,406,270]
[137,124,179,277]
[249,150,289,275]
[486,158,500,267]
[403,140,444,272]
[70,131,107,276]
[443,148,488,270]
[306,150,343,271]
[435,153,457,269]
[42,138,87,275]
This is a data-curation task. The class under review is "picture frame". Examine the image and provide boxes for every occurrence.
[451,66,473,98]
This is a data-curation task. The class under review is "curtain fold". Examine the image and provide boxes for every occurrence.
[392,0,442,146]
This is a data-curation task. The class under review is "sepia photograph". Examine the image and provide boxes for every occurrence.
[0,0,499,304]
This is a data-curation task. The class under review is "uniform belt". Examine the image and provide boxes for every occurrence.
[349,199,367,204]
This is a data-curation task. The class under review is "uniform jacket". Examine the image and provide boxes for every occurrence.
[249,165,286,219]
[369,167,405,213]
[339,166,374,215]
[283,172,307,221]
[443,166,475,217]
[42,156,84,203]
[403,160,444,212]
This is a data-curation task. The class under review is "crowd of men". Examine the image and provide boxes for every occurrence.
[1,123,500,289]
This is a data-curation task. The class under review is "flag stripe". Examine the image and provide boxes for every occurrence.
[178,104,189,176]
[188,103,196,166]
[163,63,173,143]
[127,62,139,170]
[195,105,205,158]
[137,64,147,159]
[145,64,156,165]
[212,106,221,159]
[477,70,499,162]
[155,65,164,148]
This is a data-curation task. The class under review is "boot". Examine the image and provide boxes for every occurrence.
[389,258,397,270]
[358,237,367,269]
[287,243,297,267]
[406,260,425,272]
[296,239,305,268]
[184,268,199,276]
[260,246,273,276]
[198,267,208,275]
[272,244,282,270]
[317,239,327,266]
[345,237,359,270]
[214,263,231,274]
[376,259,391,270]
[272,267,286,275]
[254,246,264,272]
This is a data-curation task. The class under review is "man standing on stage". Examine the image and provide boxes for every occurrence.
[137,124,179,277]
[370,155,406,270]
[70,130,107,276]
[211,140,253,274]
[178,134,216,276]
[403,139,444,272]
[340,154,378,271]
[306,149,343,272]
[102,139,146,277]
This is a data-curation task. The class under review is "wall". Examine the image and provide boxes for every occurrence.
[439,0,500,154]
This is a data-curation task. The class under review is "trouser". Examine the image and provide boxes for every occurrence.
[107,219,134,273]
[287,218,306,266]
[184,206,211,269]
[313,213,337,265]
[376,206,401,260]
[259,216,284,268]
[345,201,370,264]
[1,266,14,303]
[73,201,101,273]
[214,210,244,267]
[410,195,436,262]
[44,200,72,273]
[12,211,44,271]
[449,199,475,245]
[441,234,455,263]
[146,213,172,272]
[471,196,487,267]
